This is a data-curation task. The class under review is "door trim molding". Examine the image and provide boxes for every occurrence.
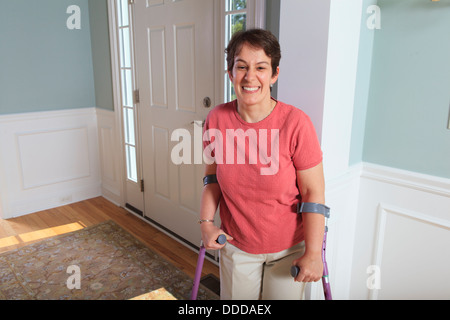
[107,0,126,207]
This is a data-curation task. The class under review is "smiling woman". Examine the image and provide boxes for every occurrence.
[199,29,326,300]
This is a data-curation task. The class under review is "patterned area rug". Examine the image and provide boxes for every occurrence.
[0,220,218,300]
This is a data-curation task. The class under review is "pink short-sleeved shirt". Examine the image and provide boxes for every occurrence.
[203,99,322,254]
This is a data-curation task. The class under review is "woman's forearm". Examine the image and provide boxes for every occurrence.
[302,209,325,256]
[296,163,326,257]
[200,183,221,221]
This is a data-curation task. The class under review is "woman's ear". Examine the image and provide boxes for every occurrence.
[227,70,233,82]
[271,66,280,85]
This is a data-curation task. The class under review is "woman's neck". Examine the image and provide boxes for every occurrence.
[236,98,276,124]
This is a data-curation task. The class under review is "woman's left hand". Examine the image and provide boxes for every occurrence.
[292,252,323,283]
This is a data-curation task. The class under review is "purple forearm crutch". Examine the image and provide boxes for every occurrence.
[291,203,332,300]
[321,225,332,300]
[190,234,227,300]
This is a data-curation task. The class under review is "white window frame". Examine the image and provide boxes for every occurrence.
[216,0,266,104]
[113,0,141,183]
[107,0,144,207]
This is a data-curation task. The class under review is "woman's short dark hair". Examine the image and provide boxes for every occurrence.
[225,29,281,77]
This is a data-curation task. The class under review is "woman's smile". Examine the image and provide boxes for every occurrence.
[242,86,260,93]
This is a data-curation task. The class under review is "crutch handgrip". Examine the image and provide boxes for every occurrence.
[290,265,300,278]
[216,234,227,245]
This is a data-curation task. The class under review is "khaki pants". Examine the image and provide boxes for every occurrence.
[219,241,306,300]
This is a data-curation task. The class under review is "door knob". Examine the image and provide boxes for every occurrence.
[203,97,211,108]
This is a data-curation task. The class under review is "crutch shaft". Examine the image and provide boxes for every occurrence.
[190,234,227,300]
[190,246,206,300]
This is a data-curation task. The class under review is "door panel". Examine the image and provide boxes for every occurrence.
[174,24,196,112]
[147,27,168,108]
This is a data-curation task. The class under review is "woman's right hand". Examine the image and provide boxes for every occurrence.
[200,222,233,250]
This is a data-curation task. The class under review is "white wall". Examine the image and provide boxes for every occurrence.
[277,0,331,143]
[321,0,363,181]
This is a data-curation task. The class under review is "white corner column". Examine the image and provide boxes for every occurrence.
[278,0,364,299]
[320,0,364,300]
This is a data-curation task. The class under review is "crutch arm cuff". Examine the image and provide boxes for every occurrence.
[203,174,218,186]
[297,202,330,218]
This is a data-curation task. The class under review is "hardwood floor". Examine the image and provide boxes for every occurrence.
[0,197,219,279]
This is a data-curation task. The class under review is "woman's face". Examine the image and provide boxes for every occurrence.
[228,43,279,108]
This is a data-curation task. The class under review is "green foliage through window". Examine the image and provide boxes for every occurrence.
[225,0,247,102]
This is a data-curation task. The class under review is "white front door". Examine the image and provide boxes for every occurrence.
[133,0,215,248]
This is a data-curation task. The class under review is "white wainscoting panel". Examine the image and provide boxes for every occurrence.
[18,128,91,189]
[0,108,102,219]
[350,163,450,299]
[96,108,123,206]
[371,203,450,299]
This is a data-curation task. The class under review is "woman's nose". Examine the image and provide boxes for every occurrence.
[245,68,256,81]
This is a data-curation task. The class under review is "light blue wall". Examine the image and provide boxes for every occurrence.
[349,0,378,165]
[358,0,450,178]
[0,0,113,115]
[88,0,114,111]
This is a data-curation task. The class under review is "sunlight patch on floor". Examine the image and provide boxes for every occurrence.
[0,221,86,250]
[130,287,177,300]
